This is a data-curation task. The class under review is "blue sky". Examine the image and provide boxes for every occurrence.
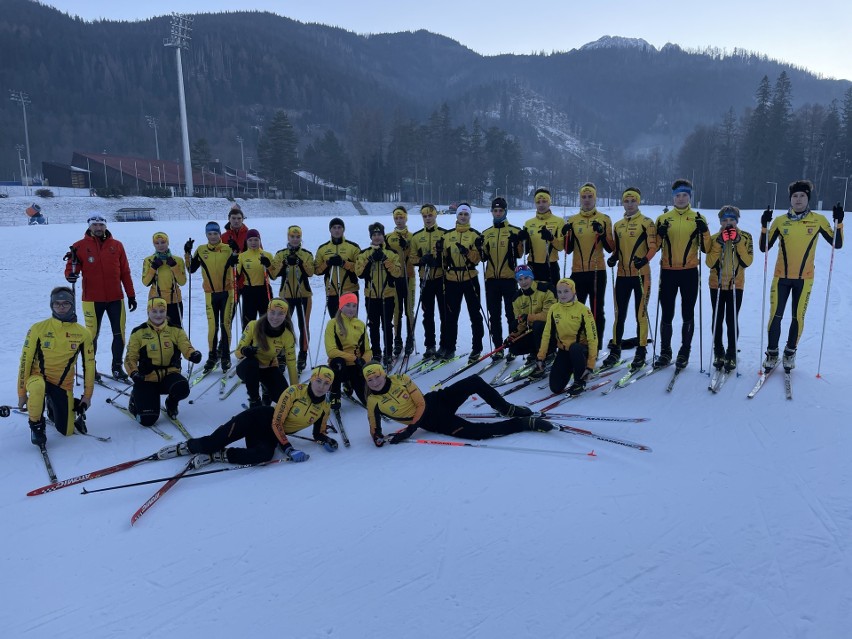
[40,0,852,81]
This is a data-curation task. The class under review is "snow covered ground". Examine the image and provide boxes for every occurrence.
[1,198,850,638]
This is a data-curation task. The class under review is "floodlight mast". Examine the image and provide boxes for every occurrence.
[164,14,194,195]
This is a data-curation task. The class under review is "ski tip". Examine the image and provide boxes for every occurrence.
[587,449,597,457]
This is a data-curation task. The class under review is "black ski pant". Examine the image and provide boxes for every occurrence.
[547,343,588,393]
[571,270,607,345]
[658,268,699,357]
[485,278,518,348]
[328,357,367,404]
[709,287,744,358]
[443,279,485,354]
[365,297,395,360]
[166,302,184,329]
[767,277,812,351]
[241,285,271,329]
[284,296,311,357]
[530,261,560,286]
[509,321,546,357]
[612,275,651,347]
[131,373,189,427]
[41,381,76,436]
[188,406,278,465]
[82,299,125,368]
[237,357,288,403]
[420,277,445,350]
[416,375,528,440]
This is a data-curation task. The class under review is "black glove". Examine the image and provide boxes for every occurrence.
[606,255,618,268]
[539,227,554,241]
[259,255,271,268]
[435,239,445,254]
[355,357,367,368]
[241,345,259,358]
[632,256,649,269]
[833,203,844,224]
[327,255,344,267]
[420,254,437,267]
[371,249,386,263]
[150,257,164,270]
[474,235,484,250]
[189,350,203,364]
[591,221,604,235]
[695,217,709,234]
[184,239,194,254]
[517,228,530,243]
[657,222,669,239]
[65,272,80,284]
[388,425,416,444]
[561,222,573,236]
[130,370,145,384]
[226,254,239,268]
[761,208,773,228]
[286,254,301,265]
[137,359,153,376]
[227,238,240,252]
[317,435,339,452]
[456,242,469,256]
[518,313,528,325]
[373,434,385,448]
[166,256,177,267]
[74,397,89,414]
[127,297,137,312]
[398,238,409,250]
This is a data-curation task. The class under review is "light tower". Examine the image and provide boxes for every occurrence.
[145,115,160,160]
[10,91,32,185]
[164,14,194,195]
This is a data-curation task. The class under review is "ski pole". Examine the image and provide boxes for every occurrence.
[82,458,288,494]
[697,221,705,374]
[758,206,771,374]
[395,437,597,458]
[186,238,195,379]
[430,330,530,390]
[816,220,839,378]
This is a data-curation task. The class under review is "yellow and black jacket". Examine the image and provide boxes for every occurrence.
[355,245,403,299]
[124,321,195,382]
[365,374,426,439]
[441,223,482,283]
[537,300,598,367]
[523,210,564,264]
[387,227,415,278]
[18,318,95,397]
[324,315,373,364]
[270,383,331,444]
[762,211,842,280]
[706,231,754,290]
[481,221,524,279]
[409,225,446,279]
[188,243,234,293]
[142,254,187,304]
[512,283,557,330]
[270,246,315,298]
[235,319,298,384]
[314,237,361,296]
[238,248,274,288]
[655,207,711,270]
[612,212,659,278]
[565,209,615,272]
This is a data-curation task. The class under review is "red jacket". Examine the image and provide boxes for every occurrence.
[65,230,135,302]
[221,222,248,252]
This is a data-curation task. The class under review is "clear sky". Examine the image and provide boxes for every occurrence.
[39,0,852,81]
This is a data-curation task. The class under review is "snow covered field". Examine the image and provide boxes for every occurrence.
[1,198,850,638]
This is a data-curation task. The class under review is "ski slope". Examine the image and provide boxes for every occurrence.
[1,200,850,638]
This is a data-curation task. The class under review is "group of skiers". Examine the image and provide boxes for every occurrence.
[15,179,844,468]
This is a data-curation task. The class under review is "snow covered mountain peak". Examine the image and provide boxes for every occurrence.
[579,36,655,51]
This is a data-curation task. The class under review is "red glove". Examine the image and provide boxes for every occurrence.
[721,228,739,243]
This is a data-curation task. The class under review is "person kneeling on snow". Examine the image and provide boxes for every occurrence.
[364,363,554,446]
[156,366,336,468]
[124,297,202,424]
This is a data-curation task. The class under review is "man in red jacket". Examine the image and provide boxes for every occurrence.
[221,206,248,252]
[64,214,137,381]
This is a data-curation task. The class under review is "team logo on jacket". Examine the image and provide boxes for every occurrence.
[807,227,814,235]
[88,256,95,263]
[292,407,301,415]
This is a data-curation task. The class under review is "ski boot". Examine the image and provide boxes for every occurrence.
[164,397,179,420]
[524,417,555,432]
[631,346,647,371]
[601,346,621,369]
[567,380,586,397]
[782,347,796,371]
[653,349,672,369]
[763,348,779,371]
[157,442,191,459]
[675,348,690,370]
[190,451,228,469]
[29,418,46,446]
[111,365,130,383]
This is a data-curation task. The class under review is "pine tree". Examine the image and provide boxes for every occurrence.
[741,76,772,207]
[257,110,299,194]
